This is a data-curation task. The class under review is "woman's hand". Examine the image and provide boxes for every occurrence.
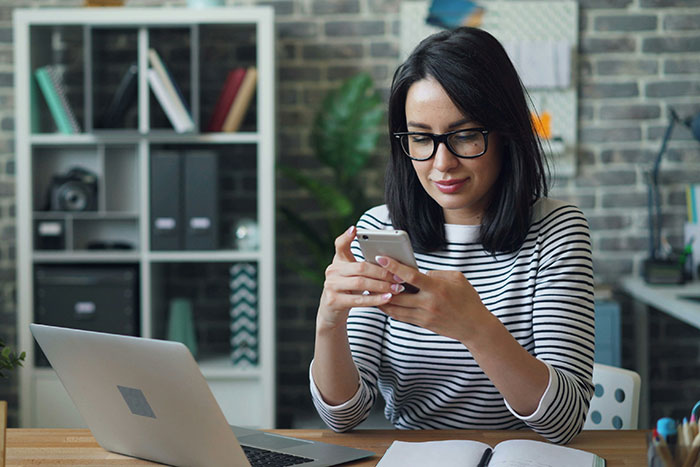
[374,255,492,344]
[316,226,402,331]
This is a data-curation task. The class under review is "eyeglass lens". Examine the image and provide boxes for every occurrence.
[400,130,486,159]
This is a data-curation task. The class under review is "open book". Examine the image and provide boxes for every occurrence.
[377,439,605,467]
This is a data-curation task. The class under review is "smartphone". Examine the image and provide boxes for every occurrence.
[356,229,420,293]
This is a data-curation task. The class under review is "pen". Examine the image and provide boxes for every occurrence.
[477,447,493,467]
[680,417,691,465]
[654,428,677,467]
[681,430,700,467]
[659,417,679,460]
[692,401,700,420]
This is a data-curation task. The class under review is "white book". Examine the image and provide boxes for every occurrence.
[148,48,195,132]
[147,69,191,133]
[377,439,605,467]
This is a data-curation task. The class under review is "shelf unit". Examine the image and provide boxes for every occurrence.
[14,7,276,429]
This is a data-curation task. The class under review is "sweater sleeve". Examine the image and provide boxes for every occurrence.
[309,209,390,431]
[309,307,386,431]
[506,203,595,444]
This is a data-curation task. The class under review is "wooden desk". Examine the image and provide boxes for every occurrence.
[5,428,648,466]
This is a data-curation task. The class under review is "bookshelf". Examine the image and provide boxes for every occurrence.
[13,7,276,428]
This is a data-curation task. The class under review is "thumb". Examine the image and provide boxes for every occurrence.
[333,225,357,263]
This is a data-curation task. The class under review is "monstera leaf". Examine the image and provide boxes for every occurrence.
[312,73,383,180]
[279,73,384,285]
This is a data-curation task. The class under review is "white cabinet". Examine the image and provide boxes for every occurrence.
[14,7,276,429]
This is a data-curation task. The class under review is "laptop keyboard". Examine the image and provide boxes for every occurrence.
[242,445,315,466]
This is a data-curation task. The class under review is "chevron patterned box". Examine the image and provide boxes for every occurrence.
[229,262,258,367]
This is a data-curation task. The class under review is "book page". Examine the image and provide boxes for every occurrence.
[377,440,490,467]
[489,440,600,467]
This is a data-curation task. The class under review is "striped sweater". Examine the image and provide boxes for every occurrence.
[310,198,595,444]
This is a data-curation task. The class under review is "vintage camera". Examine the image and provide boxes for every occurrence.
[47,167,98,212]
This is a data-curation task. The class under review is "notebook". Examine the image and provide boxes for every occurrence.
[377,438,605,467]
[30,323,373,467]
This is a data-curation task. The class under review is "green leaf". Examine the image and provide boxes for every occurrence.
[311,72,383,178]
[278,206,334,272]
[278,166,353,217]
[278,72,383,287]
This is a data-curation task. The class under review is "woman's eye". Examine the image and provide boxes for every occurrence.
[455,132,479,142]
[410,135,431,144]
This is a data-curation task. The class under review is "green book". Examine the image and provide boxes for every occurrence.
[34,66,74,134]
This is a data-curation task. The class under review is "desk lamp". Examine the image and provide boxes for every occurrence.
[644,109,700,284]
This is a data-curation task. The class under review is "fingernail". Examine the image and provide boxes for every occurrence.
[393,274,405,283]
[346,225,355,237]
[391,283,405,293]
[375,256,389,266]
[382,293,393,300]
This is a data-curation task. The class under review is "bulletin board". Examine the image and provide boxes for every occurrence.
[400,1,579,177]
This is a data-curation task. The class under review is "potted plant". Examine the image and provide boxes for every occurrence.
[1,340,25,463]
[278,72,384,284]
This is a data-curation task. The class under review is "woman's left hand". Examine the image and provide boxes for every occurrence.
[375,255,491,344]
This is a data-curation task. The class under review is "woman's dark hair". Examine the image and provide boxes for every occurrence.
[385,27,548,254]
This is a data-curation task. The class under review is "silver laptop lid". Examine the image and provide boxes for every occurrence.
[30,323,250,467]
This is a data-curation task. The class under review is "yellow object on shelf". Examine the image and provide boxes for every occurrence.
[531,110,552,140]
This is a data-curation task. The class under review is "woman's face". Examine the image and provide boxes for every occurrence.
[405,76,503,225]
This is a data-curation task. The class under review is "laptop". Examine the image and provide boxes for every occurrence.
[30,323,373,467]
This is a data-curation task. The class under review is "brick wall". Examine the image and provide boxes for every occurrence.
[1,0,699,429]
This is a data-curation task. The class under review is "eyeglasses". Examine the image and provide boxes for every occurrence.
[393,128,490,161]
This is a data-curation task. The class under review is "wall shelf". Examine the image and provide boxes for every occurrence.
[15,6,276,429]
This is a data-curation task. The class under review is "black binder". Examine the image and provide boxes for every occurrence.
[150,150,182,250]
[183,150,219,250]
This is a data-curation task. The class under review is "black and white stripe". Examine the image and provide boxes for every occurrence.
[310,198,595,444]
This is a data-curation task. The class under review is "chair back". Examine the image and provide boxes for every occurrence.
[584,363,641,430]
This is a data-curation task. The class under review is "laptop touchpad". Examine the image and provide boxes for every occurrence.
[239,433,311,450]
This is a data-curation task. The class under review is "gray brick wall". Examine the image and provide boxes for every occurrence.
[2,0,700,430]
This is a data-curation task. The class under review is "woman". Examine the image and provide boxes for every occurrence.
[309,27,594,445]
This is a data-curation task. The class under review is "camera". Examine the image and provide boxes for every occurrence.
[46,167,98,212]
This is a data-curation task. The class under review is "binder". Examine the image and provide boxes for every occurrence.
[183,150,219,250]
[150,150,182,250]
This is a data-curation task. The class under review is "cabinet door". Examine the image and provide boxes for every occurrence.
[208,378,265,428]
[32,372,87,428]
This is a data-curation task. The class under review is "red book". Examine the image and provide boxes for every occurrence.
[206,68,247,132]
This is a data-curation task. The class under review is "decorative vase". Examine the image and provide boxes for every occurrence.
[167,298,198,358]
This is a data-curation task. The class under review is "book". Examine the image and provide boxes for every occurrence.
[147,48,195,132]
[98,62,137,128]
[34,65,81,134]
[377,439,605,467]
[147,69,193,133]
[46,66,81,133]
[221,66,257,133]
[206,68,247,132]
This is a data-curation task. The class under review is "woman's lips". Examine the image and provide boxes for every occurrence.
[434,178,467,194]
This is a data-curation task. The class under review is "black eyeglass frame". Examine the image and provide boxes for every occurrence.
[392,128,490,161]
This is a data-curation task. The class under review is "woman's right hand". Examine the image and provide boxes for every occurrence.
[316,225,399,331]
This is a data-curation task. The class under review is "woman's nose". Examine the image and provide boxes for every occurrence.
[432,141,458,171]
